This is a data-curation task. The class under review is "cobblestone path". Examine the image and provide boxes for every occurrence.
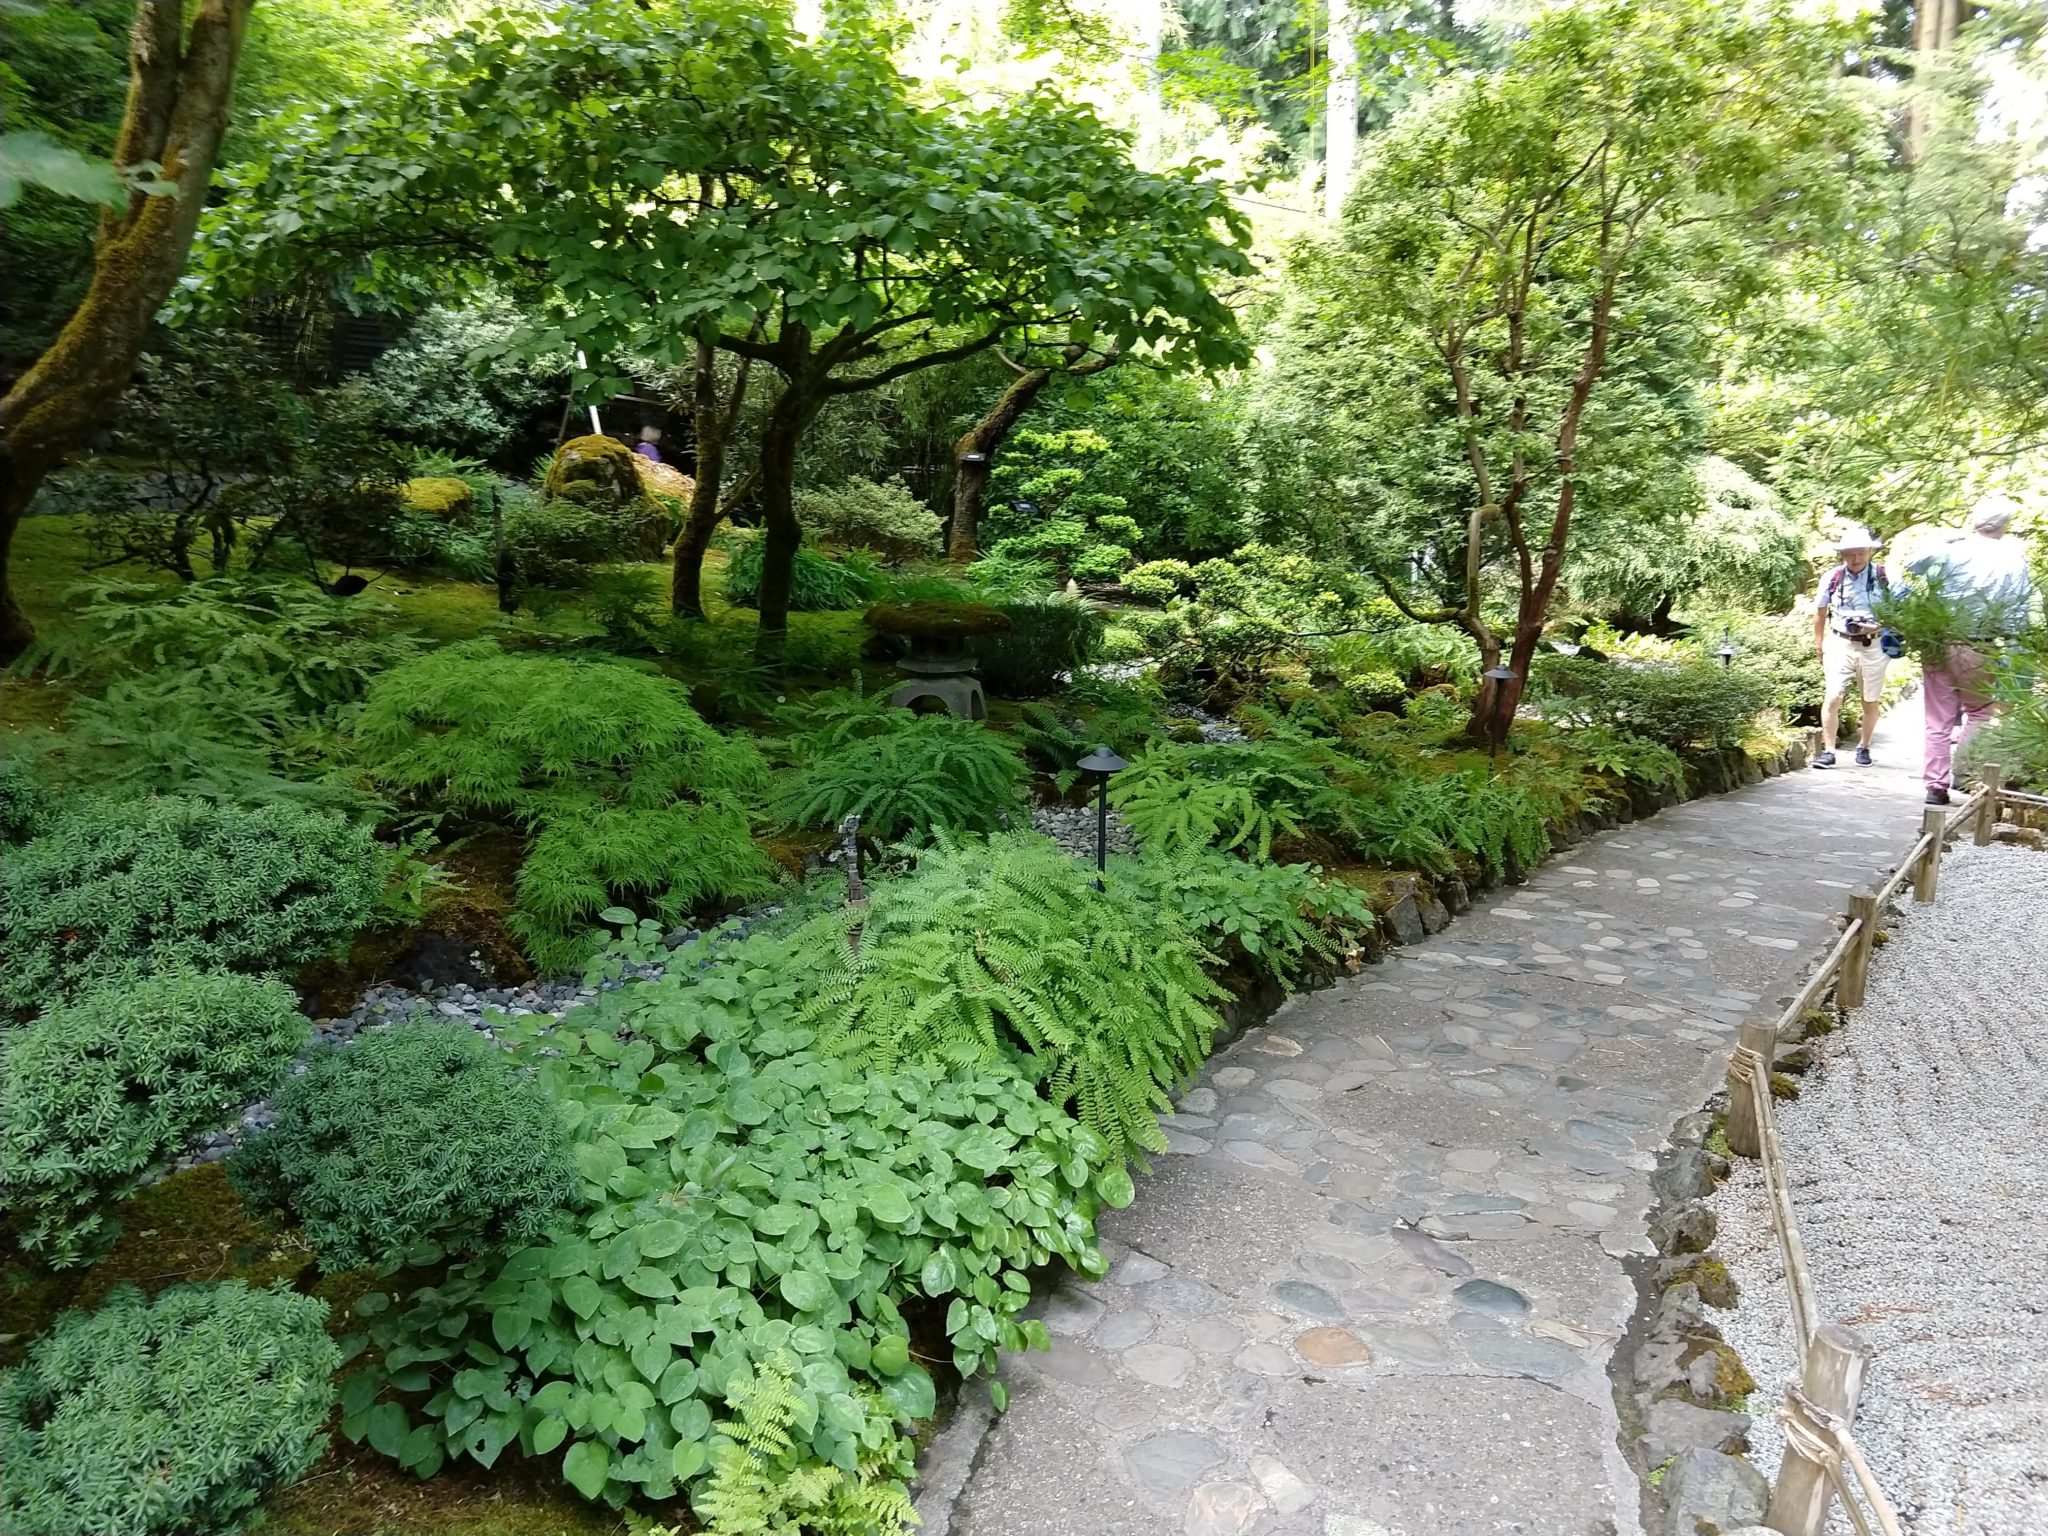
[926,740,1927,1536]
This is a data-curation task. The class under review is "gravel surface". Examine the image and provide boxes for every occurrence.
[1711,840,2048,1536]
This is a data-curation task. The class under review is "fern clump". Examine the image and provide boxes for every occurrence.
[694,1355,917,1536]
[356,641,778,970]
[1117,849,1375,985]
[0,794,384,1011]
[2,971,311,1267]
[794,831,1223,1160]
[1110,737,1347,860]
[771,691,1028,842]
[233,1022,581,1272]
[0,1281,338,1536]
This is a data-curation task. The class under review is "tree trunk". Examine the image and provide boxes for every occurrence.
[672,340,753,617]
[0,0,257,663]
[1324,0,1358,223]
[753,385,818,658]
[946,367,1054,562]
[946,345,1119,563]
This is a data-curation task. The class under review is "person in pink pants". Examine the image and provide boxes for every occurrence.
[1909,496,2035,806]
[1920,642,1996,800]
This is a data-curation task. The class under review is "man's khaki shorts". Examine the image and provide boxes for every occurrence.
[1823,630,1889,703]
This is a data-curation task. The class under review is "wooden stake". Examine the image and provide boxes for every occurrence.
[1767,1322,1874,1536]
[1837,892,1879,1010]
[1974,762,2000,846]
[1913,805,1945,903]
[1725,1019,1774,1160]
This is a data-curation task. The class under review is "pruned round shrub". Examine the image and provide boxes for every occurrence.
[503,491,640,587]
[232,1022,581,1272]
[0,795,383,1012]
[796,476,942,561]
[0,1281,338,1536]
[2,971,311,1268]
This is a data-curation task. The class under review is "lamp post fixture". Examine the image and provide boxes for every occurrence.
[1077,745,1129,890]
[1482,665,1518,764]
[1718,637,1737,669]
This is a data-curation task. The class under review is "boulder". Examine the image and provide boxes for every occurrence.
[1643,1400,1751,1466]
[400,476,474,522]
[545,435,667,558]
[1657,1447,1769,1536]
[633,454,696,505]
[1383,894,1427,946]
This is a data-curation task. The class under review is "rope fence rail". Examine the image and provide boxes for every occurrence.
[1714,764,2014,1536]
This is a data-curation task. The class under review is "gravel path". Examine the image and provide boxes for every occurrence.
[1712,840,2048,1536]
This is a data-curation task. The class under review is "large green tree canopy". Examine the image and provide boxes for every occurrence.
[198,0,1254,646]
[1249,0,1872,735]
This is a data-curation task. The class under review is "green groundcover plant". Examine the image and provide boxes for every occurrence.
[0,1281,338,1536]
[233,1022,584,1273]
[2,971,311,1268]
[0,794,384,1012]
[336,947,1110,1507]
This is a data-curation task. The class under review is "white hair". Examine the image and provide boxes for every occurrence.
[1970,495,2017,533]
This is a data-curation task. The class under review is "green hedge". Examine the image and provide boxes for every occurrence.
[0,1281,338,1536]
[2,971,310,1268]
[1531,655,1774,751]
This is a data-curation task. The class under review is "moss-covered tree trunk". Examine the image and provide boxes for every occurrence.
[0,0,258,663]
[946,345,1119,564]
[671,339,754,618]
[752,382,822,658]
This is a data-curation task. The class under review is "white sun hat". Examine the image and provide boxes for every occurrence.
[1835,524,1883,551]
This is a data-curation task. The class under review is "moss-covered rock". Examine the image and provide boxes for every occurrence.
[545,434,666,557]
[864,600,1011,640]
[632,454,695,505]
[399,476,474,522]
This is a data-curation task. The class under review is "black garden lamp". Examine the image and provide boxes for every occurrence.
[960,451,989,470]
[1552,639,1582,657]
[1077,745,1129,890]
[1009,498,1039,519]
[1718,636,1737,669]
[1482,665,1518,764]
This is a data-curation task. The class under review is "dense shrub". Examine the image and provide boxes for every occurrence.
[795,477,942,561]
[721,534,887,611]
[358,298,563,458]
[504,489,641,588]
[2,972,310,1267]
[338,951,1107,1504]
[356,642,777,970]
[0,1281,338,1536]
[770,695,1029,842]
[976,598,1105,697]
[1,755,52,842]
[1111,738,1347,861]
[234,1022,581,1271]
[0,796,384,1011]
[1531,655,1775,750]
[793,832,1223,1160]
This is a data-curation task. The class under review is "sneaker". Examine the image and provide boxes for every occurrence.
[1925,786,1950,806]
[1813,750,1836,768]
[1855,746,1872,766]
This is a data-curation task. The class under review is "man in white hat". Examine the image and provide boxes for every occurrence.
[1908,494,2035,805]
[1811,524,1892,768]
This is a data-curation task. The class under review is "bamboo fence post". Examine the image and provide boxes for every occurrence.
[1973,762,2000,846]
[1725,1019,1774,1159]
[1837,893,1879,1010]
[1913,806,1945,903]
[1767,1322,1873,1536]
